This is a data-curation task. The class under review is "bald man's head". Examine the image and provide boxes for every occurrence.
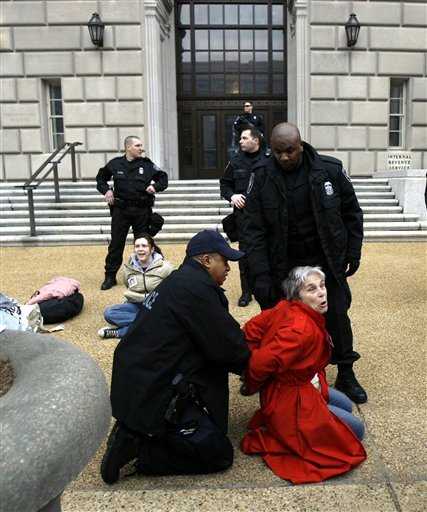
[270,123,303,172]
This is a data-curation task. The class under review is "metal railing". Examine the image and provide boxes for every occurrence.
[20,142,82,236]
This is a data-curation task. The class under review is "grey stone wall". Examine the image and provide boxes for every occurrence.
[0,0,146,180]
[309,0,427,174]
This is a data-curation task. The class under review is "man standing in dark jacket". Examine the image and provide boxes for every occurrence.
[101,229,250,484]
[233,101,265,148]
[96,136,168,290]
[242,122,367,404]
[220,127,267,306]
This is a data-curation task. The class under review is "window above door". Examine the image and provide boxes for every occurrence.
[176,1,287,100]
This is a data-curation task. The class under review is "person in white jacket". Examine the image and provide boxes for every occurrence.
[98,233,174,339]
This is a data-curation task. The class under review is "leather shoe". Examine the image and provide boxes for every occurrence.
[101,422,140,484]
[335,370,368,404]
[238,293,252,307]
[100,275,117,290]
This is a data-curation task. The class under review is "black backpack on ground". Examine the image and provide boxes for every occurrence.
[38,291,84,324]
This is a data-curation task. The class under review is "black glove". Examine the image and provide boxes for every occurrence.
[254,274,276,309]
[345,259,360,277]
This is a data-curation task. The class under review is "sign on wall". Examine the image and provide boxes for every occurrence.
[386,151,412,171]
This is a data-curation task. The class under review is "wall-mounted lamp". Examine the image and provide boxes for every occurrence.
[345,13,361,47]
[88,12,105,47]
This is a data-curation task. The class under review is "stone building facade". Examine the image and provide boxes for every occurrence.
[0,0,426,181]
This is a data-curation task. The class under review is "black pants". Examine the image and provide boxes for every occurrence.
[323,271,360,366]
[105,206,151,275]
[136,404,234,476]
[236,210,252,297]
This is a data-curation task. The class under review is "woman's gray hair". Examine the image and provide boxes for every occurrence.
[282,266,325,301]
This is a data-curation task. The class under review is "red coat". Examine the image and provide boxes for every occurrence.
[241,300,366,484]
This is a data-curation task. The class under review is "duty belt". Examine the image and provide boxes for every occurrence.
[288,237,322,260]
[115,197,147,208]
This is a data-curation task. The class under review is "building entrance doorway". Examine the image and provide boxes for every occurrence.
[175,1,287,179]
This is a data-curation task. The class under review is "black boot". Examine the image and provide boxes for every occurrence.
[101,422,140,484]
[238,270,252,307]
[101,274,117,290]
[238,293,252,307]
[335,365,368,404]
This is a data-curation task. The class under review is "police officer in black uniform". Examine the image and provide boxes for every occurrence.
[233,101,265,149]
[220,126,266,306]
[96,136,168,290]
[100,230,250,484]
[242,123,367,404]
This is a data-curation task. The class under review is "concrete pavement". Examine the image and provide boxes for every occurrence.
[0,243,425,511]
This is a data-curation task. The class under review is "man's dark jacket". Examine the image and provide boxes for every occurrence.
[220,150,267,201]
[242,142,363,294]
[233,113,265,137]
[110,258,250,437]
[96,156,168,207]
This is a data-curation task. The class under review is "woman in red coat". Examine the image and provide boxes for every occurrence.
[241,266,366,484]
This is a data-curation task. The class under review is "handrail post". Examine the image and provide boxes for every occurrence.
[70,144,77,182]
[52,163,60,202]
[26,188,37,237]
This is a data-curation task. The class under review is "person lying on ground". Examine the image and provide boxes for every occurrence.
[98,233,174,339]
[240,265,366,484]
[100,229,250,484]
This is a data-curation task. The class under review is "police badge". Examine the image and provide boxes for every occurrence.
[139,167,144,175]
[324,181,334,196]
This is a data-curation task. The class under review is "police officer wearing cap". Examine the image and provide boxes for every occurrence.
[100,229,250,483]
[96,136,168,290]
[220,126,267,307]
[242,122,367,404]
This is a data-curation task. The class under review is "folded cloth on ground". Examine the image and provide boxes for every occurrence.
[27,276,81,305]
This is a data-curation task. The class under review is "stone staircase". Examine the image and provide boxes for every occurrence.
[0,178,426,245]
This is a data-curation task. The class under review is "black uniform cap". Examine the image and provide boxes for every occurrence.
[186,229,245,261]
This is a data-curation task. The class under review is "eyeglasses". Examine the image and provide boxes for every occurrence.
[244,104,252,107]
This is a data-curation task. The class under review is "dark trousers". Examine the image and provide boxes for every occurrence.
[238,253,252,297]
[105,206,151,275]
[236,210,252,297]
[136,404,234,476]
[323,271,360,366]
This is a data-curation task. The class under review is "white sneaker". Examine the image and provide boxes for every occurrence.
[98,326,120,339]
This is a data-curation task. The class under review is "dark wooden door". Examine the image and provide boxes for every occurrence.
[178,102,285,179]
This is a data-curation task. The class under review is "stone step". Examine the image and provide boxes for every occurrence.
[0,191,395,203]
[0,184,392,196]
[2,187,223,195]
[1,229,426,246]
[1,221,422,237]
[0,198,400,211]
[0,205,404,218]
[0,177,390,188]
[0,213,418,227]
